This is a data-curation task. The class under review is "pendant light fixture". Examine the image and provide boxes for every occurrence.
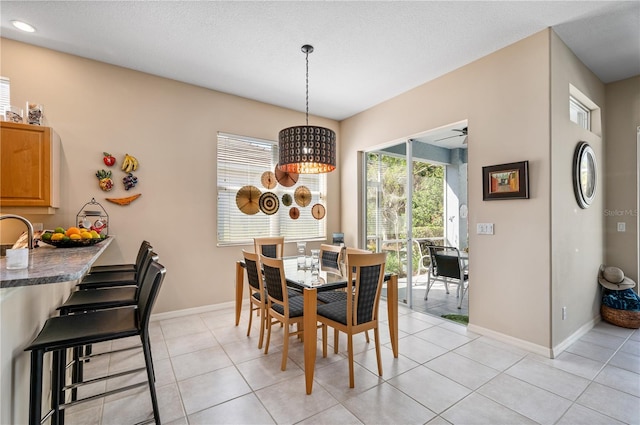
[278,44,336,174]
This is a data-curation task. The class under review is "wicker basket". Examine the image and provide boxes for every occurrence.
[601,304,640,329]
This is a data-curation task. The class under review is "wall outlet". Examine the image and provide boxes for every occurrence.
[32,222,43,231]
[617,222,626,232]
[477,223,494,235]
[562,306,567,320]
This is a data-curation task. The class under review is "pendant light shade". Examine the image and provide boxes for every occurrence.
[278,45,336,174]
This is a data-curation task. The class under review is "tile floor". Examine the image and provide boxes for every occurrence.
[65,300,639,425]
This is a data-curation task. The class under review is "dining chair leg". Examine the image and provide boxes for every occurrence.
[334,329,339,354]
[347,334,355,388]
[257,309,265,350]
[365,330,370,343]
[246,303,254,337]
[142,336,161,424]
[322,324,327,357]
[281,324,290,371]
[264,316,272,355]
[28,349,44,425]
[374,327,383,377]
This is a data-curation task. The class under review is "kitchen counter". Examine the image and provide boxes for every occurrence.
[0,237,113,288]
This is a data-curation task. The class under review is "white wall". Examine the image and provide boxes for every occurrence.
[341,30,553,351]
[0,38,341,316]
[550,31,606,349]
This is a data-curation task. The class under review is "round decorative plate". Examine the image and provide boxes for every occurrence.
[259,192,279,215]
[282,193,292,206]
[294,186,311,207]
[274,165,298,187]
[236,185,261,215]
[289,207,300,220]
[311,203,326,220]
[261,171,277,189]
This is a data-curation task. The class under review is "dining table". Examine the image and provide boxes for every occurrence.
[234,256,399,394]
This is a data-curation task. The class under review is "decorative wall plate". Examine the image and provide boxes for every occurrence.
[261,171,277,189]
[274,165,298,187]
[236,185,261,215]
[294,186,311,207]
[282,193,292,206]
[289,207,300,220]
[259,192,279,215]
[311,203,326,220]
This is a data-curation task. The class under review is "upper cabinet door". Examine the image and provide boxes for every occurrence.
[1,121,60,210]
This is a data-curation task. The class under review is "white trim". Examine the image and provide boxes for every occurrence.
[551,315,600,358]
[150,301,235,322]
[467,323,553,358]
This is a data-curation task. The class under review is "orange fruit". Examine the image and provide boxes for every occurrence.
[65,227,81,237]
[80,231,93,240]
[69,234,82,240]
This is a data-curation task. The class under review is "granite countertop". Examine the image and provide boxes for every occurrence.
[0,237,113,288]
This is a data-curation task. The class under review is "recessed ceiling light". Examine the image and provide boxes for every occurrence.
[11,20,36,33]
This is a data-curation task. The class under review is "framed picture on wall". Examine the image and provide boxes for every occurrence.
[482,160,529,200]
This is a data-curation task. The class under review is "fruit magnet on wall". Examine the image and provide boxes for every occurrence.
[105,194,142,205]
[103,152,116,166]
[123,173,138,190]
[121,153,139,173]
[96,169,114,191]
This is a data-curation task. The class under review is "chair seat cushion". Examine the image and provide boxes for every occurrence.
[317,300,348,325]
[317,291,347,304]
[25,308,139,352]
[58,287,137,311]
[80,271,137,285]
[251,291,263,301]
[271,295,304,317]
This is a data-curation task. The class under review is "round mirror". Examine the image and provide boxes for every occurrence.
[572,142,597,209]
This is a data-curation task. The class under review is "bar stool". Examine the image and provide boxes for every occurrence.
[88,240,151,274]
[25,261,166,425]
[76,244,153,289]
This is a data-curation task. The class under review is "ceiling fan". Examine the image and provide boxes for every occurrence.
[434,127,468,144]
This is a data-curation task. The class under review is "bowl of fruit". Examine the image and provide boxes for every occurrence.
[40,227,108,248]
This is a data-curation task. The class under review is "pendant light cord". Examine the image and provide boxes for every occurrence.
[305,48,309,126]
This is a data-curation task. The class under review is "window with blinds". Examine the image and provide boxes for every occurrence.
[217,132,326,245]
[0,77,10,115]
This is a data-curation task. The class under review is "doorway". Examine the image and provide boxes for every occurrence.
[364,121,469,318]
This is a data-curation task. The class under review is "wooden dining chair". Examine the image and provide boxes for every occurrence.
[261,255,304,371]
[317,252,387,388]
[242,250,267,349]
[319,243,343,274]
[254,236,284,258]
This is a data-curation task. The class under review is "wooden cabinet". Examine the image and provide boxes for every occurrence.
[0,121,60,212]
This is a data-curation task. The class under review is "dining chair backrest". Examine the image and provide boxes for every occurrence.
[260,255,287,303]
[242,250,264,292]
[347,252,387,326]
[433,247,465,280]
[134,240,153,271]
[345,247,371,275]
[254,237,284,258]
[133,251,159,297]
[427,244,446,276]
[136,260,166,331]
[319,243,342,274]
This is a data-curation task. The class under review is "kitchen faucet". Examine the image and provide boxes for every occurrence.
[0,214,34,249]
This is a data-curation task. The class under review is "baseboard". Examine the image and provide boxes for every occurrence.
[467,323,553,358]
[150,301,235,322]
[551,315,601,358]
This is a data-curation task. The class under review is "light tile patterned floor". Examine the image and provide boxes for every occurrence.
[65,299,639,425]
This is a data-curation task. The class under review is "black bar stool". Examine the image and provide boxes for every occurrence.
[25,260,166,425]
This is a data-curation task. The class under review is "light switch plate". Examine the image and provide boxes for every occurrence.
[477,223,494,235]
[617,222,626,232]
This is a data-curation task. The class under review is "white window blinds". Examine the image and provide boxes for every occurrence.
[217,133,326,245]
[0,77,10,115]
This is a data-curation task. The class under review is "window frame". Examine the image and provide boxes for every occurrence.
[216,132,327,246]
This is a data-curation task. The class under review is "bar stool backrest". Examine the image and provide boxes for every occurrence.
[137,261,166,329]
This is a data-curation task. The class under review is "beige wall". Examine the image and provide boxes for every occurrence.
[550,31,606,349]
[341,30,554,351]
[0,38,341,315]
[604,76,640,284]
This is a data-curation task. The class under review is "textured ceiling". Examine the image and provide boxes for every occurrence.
[1,1,638,122]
